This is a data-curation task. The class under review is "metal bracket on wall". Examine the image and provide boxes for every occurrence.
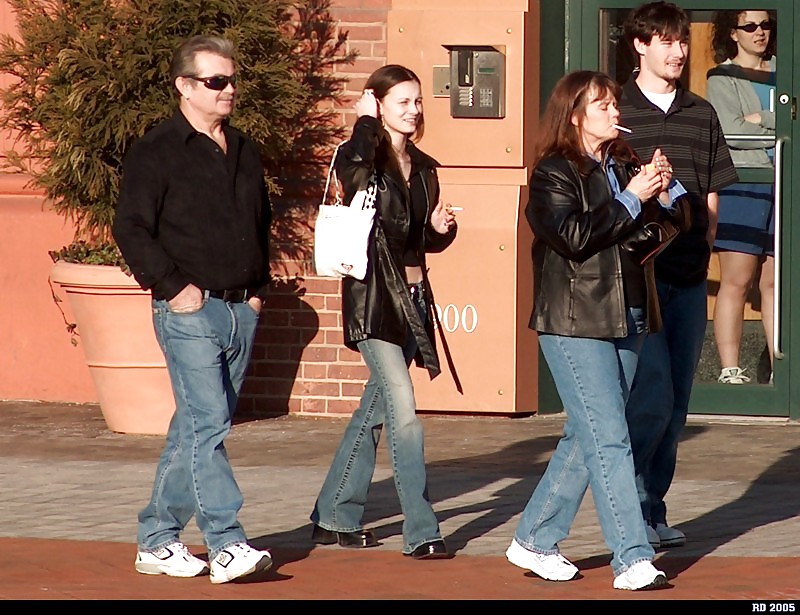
[432,65,450,98]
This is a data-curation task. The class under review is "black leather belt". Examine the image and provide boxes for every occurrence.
[206,289,257,303]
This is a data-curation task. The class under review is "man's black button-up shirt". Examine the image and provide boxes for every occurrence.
[113,111,271,301]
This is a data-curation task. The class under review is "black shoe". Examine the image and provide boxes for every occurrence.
[404,539,451,560]
[311,524,379,548]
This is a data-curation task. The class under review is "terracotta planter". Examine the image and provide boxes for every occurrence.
[49,261,175,435]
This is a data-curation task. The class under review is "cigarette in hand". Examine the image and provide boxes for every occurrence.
[613,124,632,134]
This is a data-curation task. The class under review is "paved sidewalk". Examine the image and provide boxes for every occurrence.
[0,400,798,600]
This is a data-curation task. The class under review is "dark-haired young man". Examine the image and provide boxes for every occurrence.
[619,2,738,549]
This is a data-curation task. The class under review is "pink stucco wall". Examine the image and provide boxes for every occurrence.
[0,175,96,402]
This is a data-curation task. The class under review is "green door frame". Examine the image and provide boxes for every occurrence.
[537,0,799,420]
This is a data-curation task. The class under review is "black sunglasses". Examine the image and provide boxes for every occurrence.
[734,20,773,33]
[184,74,237,91]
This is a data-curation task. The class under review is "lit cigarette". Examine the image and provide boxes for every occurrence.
[449,206,464,211]
[613,124,632,134]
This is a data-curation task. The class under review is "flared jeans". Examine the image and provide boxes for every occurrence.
[311,284,442,553]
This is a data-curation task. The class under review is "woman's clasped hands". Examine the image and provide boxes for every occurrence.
[627,147,674,204]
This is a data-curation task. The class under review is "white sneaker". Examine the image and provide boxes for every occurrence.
[646,523,661,548]
[654,523,686,547]
[505,540,578,581]
[135,542,209,577]
[613,560,667,590]
[718,367,750,384]
[210,542,272,584]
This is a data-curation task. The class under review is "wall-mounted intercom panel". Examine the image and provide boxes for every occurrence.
[445,45,505,119]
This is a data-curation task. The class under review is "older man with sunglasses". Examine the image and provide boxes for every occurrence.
[113,35,272,584]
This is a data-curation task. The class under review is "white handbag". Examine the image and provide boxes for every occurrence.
[313,143,378,281]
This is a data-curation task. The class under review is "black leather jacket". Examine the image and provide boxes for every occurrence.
[337,115,457,379]
[527,151,666,338]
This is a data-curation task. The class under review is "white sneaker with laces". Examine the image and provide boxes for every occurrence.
[718,367,750,384]
[135,542,209,577]
[646,523,661,548]
[505,540,578,581]
[654,523,686,547]
[613,560,667,590]
[210,542,272,584]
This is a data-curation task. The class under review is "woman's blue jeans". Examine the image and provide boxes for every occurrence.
[311,284,441,553]
[513,308,655,575]
[137,297,260,560]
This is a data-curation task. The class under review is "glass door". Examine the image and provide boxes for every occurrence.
[566,0,796,418]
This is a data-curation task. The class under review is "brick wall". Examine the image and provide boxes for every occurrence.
[239,1,390,417]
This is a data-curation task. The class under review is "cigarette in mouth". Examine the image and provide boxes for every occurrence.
[613,124,632,134]
[449,206,464,211]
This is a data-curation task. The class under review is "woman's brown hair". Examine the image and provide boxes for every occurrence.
[532,70,634,171]
[363,64,425,180]
[711,10,777,64]
[364,64,425,142]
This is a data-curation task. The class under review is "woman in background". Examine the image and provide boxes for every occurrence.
[707,9,777,385]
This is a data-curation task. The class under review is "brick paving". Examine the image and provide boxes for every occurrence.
[0,401,798,601]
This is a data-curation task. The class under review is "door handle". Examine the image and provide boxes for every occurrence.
[773,136,786,360]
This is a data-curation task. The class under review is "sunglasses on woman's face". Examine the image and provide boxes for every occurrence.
[184,74,237,91]
[735,20,773,33]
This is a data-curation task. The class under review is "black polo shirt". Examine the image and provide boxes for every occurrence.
[112,111,271,301]
[620,78,738,287]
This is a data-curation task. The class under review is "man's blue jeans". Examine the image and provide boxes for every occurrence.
[514,308,655,575]
[311,284,441,554]
[138,297,260,560]
[625,279,707,526]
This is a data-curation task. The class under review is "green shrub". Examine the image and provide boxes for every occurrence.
[0,0,355,265]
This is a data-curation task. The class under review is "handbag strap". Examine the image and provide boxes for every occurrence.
[322,141,380,210]
[322,141,346,207]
